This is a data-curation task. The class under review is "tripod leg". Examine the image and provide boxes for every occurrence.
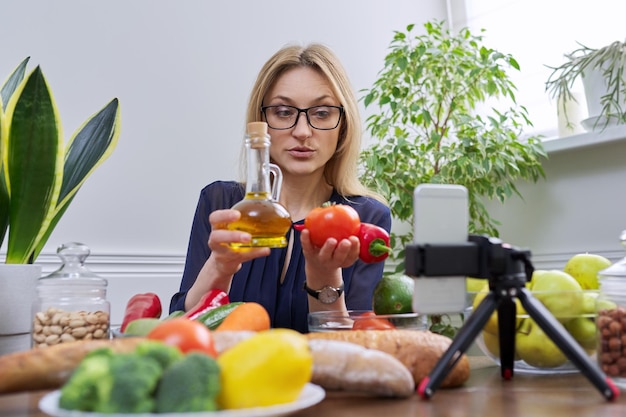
[516,288,619,401]
[418,291,499,399]
[497,296,516,380]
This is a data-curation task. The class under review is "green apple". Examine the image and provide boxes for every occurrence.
[564,317,597,350]
[581,291,598,314]
[481,330,521,360]
[529,269,584,319]
[515,319,568,368]
[482,330,500,357]
[472,283,526,335]
[563,253,612,290]
[466,277,486,293]
[580,291,617,314]
[472,284,499,335]
[597,298,618,312]
[123,318,162,336]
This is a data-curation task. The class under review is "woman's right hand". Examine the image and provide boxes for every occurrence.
[207,209,271,277]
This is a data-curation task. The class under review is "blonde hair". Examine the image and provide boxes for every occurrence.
[242,43,386,204]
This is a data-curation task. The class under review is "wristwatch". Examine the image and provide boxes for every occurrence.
[303,282,344,304]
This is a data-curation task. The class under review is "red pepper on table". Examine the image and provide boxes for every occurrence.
[120,292,162,332]
[358,222,392,263]
[183,289,230,320]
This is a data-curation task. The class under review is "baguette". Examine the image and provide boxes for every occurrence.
[307,329,470,388]
[0,337,144,394]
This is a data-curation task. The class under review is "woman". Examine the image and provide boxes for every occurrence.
[170,43,391,333]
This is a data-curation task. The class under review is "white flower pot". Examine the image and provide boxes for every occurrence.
[0,264,41,355]
[581,66,626,131]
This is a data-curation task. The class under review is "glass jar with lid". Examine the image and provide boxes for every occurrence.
[31,242,110,348]
[596,229,626,387]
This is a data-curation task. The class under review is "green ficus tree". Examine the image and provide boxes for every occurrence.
[360,20,547,271]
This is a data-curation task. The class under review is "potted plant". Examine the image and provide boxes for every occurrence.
[545,39,626,131]
[359,21,546,336]
[0,57,121,352]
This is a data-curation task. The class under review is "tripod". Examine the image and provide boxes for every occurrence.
[405,236,619,401]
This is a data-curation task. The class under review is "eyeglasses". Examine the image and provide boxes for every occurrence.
[261,105,344,130]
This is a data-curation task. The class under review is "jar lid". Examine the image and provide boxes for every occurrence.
[599,230,626,279]
[39,242,107,286]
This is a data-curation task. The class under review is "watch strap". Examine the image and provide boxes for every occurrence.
[303,282,344,301]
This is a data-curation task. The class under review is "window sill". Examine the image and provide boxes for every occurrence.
[542,125,626,154]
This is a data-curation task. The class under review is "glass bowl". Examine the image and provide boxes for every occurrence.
[308,310,428,332]
[467,289,600,374]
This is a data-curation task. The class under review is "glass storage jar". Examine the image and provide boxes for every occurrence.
[31,242,110,348]
[597,229,626,388]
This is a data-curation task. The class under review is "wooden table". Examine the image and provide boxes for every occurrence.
[1,358,625,417]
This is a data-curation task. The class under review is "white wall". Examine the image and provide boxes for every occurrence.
[1,0,447,324]
[484,130,626,270]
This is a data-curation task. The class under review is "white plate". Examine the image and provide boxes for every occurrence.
[39,383,325,417]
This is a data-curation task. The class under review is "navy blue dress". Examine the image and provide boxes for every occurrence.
[170,180,392,333]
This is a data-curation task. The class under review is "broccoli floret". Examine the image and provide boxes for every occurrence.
[59,349,163,414]
[59,348,114,411]
[134,340,184,371]
[155,352,221,413]
[94,352,163,413]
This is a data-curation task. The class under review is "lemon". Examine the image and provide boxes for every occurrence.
[217,328,312,409]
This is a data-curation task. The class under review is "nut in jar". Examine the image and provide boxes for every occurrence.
[597,306,626,378]
[596,229,626,386]
[31,243,111,349]
[32,307,110,348]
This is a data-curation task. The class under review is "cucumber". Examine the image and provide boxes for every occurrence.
[164,310,185,320]
[196,302,244,330]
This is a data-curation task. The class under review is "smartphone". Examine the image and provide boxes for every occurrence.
[411,184,469,314]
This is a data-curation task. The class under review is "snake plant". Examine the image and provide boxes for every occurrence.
[0,57,121,264]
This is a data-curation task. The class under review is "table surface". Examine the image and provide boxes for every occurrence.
[2,358,625,417]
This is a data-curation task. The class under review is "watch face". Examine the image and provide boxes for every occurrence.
[318,287,339,304]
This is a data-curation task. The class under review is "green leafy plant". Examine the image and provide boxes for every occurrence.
[359,21,546,272]
[545,40,626,130]
[0,57,121,264]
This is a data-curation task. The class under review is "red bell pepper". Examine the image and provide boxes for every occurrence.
[120,293,162,332]
[183,289,230,320]
[358,222,392,263]
[352,311,396,330]
[295,221,391,263]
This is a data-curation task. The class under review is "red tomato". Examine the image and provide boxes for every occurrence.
[304,203,361,248]
[351,311,396,330]
[147,318,218,357]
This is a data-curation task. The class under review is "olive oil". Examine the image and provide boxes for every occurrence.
[228,122,291,249]
[229,193,292,248]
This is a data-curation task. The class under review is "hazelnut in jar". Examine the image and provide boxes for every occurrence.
[597,229,626,388]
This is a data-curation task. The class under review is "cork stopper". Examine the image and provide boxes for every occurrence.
[246,121,270,149]
[247,121,268,137]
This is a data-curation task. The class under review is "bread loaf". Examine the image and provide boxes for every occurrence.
[307,329,470,388]
[0,337,144,394]
[308,338,415,397]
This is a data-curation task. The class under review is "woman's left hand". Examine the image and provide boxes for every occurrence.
[299,228,360,270]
